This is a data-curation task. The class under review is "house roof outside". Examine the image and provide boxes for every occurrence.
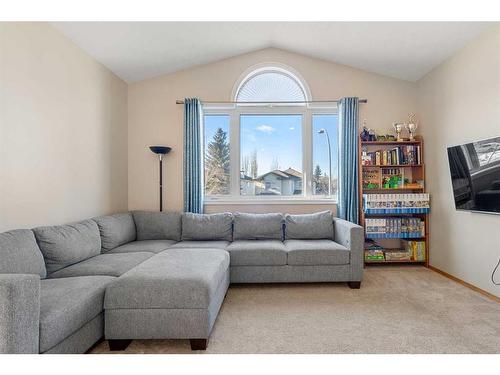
[282,168,302,179]
[257,170,290,180]
[256,168,302,180]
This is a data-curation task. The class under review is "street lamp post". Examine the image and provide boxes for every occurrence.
[318,128,332,196]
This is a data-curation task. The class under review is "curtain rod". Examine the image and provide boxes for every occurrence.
[175,99,367,105]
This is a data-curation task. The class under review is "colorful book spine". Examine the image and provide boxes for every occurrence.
[361,145,421,166]
[363,193,430,214]
[364,218,425,238]
[402,240,426,261]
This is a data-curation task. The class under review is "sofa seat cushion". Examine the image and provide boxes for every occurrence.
[285,240,350,266]
[106,240,177,254]
[39,276,115,352]
[48,252,153,279]
[0,229,47,278]
[227,240,287,266]
[93,213,136,251]
[105,249,230,310]
[33,220,101,275]
[168,240,229,250]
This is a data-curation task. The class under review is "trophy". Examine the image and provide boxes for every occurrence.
[392,122,404,142]
[406,113,418,141]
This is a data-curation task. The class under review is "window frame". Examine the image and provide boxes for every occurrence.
[203,104,339,204]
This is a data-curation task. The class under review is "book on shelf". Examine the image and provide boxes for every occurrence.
[364,241,385,260]
[365,249,385,261]
[384,249,412,261]
[364,239,424,262]
[402,240,426,261]
[361,145,421,166]
[363,193,430,213]
[365,217,425,238]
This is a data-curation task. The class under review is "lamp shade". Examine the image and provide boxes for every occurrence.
[149,146,171,155]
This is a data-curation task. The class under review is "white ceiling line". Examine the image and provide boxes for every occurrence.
[51,22,495,83]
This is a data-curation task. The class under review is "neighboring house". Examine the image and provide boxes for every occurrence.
[240,174,261,195]
[252,168,303,196]
[282,168,303,195]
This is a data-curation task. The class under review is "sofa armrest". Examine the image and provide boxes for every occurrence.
[0,274,40,353]
[333,218,364,280]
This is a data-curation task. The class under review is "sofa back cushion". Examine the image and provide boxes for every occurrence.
[33,220,101,275]
[233,212,283,240]
[182,212,233,241]
[284,210,334,240]
[93,212,136,252]
[0,229,47,278]
[132,211,182,241]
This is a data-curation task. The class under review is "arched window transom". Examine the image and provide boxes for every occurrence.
[235,68,307,102]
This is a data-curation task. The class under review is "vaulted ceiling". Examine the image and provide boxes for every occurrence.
[52,22,494,83]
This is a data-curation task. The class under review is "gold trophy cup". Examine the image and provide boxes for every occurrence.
[406,113,418,141]
[392,122,404,142]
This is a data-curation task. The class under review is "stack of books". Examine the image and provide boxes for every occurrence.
[365,249,385,261]
[364,240,385,261]
[361,145,421,166]
[363,193,430,214]
[365,218,425,238]
[402,240,426,261]
[384,249,412,261]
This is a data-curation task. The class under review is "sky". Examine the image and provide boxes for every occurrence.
[204,113,338,178]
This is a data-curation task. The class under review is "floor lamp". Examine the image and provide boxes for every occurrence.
[149,146,171,212]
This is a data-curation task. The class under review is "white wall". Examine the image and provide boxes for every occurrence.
[417,25,500,297]
[0,23,128,231]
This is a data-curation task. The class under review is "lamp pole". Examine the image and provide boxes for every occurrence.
[159,154,163,211]
[149,146,172,212]
[318,129,332,196]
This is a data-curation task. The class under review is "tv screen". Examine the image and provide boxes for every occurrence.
[447,136,500,214]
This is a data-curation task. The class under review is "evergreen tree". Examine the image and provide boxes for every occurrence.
[313,164,330,194]
[205,127,230,195]
[313,165,323,194]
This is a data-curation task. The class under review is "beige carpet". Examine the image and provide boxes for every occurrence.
[91,267,500,354]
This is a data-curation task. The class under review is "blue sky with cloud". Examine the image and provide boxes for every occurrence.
[204,113,338,177]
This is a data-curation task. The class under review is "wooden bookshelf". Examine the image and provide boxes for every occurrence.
[359,136,430,266]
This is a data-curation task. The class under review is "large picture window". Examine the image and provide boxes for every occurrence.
[203,65,339,203]
[240,114,303,196]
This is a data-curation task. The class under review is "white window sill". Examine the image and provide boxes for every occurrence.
[204,198,337,205]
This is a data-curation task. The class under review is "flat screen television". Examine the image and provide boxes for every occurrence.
[447,136,500,214]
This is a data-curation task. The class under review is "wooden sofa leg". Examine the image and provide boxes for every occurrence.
[108,339,132,351]
[190,338,208,350]
[348,281,361,289]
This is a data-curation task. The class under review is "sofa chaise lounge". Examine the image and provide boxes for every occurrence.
[0,210,363,353]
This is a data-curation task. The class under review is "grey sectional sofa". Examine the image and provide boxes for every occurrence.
[0,210,363,354]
